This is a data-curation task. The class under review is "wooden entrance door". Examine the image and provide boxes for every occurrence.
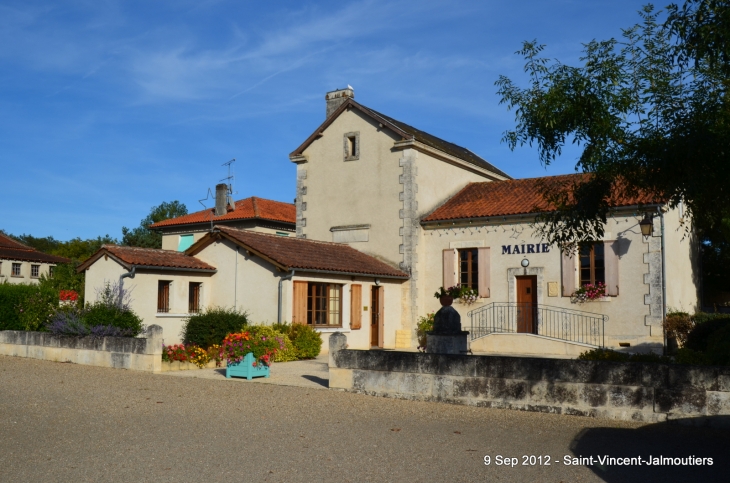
[516,276,537,334]
[370,286,383,348]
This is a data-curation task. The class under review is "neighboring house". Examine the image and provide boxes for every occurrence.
[150,195,295,252]
[78,226,407,346]
[0,233,70,284]
[79,87,699,355]
[78,245,218,342]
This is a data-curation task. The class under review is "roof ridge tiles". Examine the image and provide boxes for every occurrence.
[216,225,360,248]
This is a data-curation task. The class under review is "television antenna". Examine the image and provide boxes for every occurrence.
[199,158,237,231]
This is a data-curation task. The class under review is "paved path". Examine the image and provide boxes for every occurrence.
[1,355,728,483]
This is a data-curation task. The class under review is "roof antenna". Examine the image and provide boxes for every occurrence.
[221,158,236,211]
[198,158,237,232]
[199,187,215,232]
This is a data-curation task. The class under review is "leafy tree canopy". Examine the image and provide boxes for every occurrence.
[496,1,730,252]
[121,200,187,249]
[1,230,116,262]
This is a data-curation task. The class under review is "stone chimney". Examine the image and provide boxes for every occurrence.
[325,86,354,118]
[215,183,227,216]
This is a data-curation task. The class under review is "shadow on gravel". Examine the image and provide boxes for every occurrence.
[570,417,730,483]
[301,375,329,388]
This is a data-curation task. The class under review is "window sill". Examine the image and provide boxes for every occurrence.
[155,313,188,318]
[11,275,24,278]
[312,327,348,333]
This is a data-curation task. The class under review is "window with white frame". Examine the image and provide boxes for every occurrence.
[12,263,21,277]
[31,265,40,278]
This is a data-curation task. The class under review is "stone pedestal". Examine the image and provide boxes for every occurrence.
[426,305,469,354]
[426,332,469,354]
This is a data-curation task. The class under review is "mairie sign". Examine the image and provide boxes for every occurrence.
[502,243,550,255]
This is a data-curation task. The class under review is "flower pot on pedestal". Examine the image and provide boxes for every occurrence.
[439,295,454,306]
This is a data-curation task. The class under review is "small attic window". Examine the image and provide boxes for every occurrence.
[343,131,360,161]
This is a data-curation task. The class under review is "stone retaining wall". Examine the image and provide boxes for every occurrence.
[328,333,730,427]
[0,325,163,372]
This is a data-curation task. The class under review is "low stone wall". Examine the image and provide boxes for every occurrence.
[0,325,163,373]
[328,333,730,427]
[161,360,225,372]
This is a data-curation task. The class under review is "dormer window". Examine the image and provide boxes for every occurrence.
[343,132,360,161]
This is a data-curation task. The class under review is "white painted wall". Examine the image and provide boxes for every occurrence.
[83,256,214,345]
[418,210,699,352]
[0,260,56,285]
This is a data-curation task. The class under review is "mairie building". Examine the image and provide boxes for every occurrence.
[79,88,699,356]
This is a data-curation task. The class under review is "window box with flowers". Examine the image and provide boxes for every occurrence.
[571,283,609,303]
[219,332,284,380]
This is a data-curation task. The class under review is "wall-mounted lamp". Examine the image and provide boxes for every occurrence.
[374,278,380,286]
[639,213,654,237]
[521,258,530,268]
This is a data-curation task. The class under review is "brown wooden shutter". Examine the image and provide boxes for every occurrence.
[350,284,362,330]
[378,286,385,348]
[157,281,170,313]
[561,250,576,297]
[604,241,619,296]
[477,247,490,298]
[442,249,457,288]
[292,281,308,324]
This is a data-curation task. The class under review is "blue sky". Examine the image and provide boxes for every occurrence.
[0,0,653,240]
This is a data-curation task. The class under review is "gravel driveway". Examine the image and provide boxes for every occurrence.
[1,355,728,483]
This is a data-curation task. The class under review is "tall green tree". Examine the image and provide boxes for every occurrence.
[121,201,188,249]
[495,2,730,252]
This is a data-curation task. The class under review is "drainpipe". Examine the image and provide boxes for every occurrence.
[658,207,667,354]
[119,266,136,306]
[234,247,239,310]
[278,270,295,324]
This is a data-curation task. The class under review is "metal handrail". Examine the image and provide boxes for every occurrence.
[467,302,606,347]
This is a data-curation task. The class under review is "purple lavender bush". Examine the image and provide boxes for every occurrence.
[46,282,144,337]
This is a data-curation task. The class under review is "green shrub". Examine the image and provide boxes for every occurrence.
[289,323,323,359]
[38,263,85,305]
[182,306,248,349]
[17,287,59,331]
[416,312,435,350]
[577,348,670,363]
[684,313,730,352]
[82,301,144,336]
[0,284,58,331]
[705,324,730,366]
[271,322,291,335]
[674,348,711,365]
[247,325,298,362]
[578,348,630,361]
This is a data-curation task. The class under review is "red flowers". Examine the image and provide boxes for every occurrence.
[59,290,79,302]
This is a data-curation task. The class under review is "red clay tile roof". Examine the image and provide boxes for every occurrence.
[0,233,32,250]
[422,174,661,223]
[149,197,295,229]
[0,233,71,264]
[206,226,409,279]
[77,245,216,272]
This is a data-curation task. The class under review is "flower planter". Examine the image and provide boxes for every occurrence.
[439,296,454,306]
[225,352,270,380]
